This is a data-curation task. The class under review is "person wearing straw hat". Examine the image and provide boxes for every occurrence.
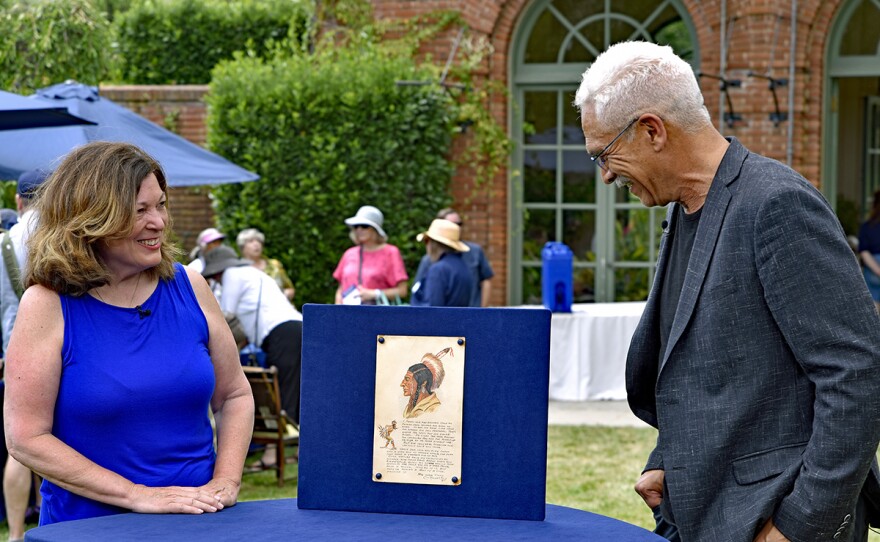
[413,208,494,307]
[411,219,475,307]
[201,246,303,470]
[333,205,408,305]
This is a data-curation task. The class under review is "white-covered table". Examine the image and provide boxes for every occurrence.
[522,302,646,401]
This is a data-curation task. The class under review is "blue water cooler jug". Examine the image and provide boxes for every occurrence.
[541,242,573,312]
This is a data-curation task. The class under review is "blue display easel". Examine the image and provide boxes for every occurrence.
[298,305,551,521]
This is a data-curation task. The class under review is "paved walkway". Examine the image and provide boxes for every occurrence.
[547,400,650,428]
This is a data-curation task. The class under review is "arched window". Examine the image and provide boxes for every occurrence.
[510,0,698,304]
[824,0,880,234]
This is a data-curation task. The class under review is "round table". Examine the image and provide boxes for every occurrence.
[25,498,664,541]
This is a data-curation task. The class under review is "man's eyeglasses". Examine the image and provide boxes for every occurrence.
[589,118,638,171]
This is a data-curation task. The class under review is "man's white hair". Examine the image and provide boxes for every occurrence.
[574,41,710,134]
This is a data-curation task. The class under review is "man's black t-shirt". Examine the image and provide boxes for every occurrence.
[658,204,702,366]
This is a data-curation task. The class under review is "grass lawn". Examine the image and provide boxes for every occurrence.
[234,426,659,529]
[7,426,880,540]
[545,425,657,528]
[238,426,880,541]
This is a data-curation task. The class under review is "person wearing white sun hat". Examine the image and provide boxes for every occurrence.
[410,219,475,307]
[333,205,408,305]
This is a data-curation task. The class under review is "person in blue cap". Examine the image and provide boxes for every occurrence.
[1,168,50,541]
[0,209,17,232]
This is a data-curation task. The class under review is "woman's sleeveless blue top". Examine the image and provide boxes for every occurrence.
[40,264,216,525]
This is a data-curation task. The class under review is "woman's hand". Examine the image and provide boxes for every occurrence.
[127,484,225,515]
[200,477,240,508]
[357,285,377,301]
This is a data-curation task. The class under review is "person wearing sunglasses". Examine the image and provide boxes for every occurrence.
[333,205,408,305]
[576,41,880,542]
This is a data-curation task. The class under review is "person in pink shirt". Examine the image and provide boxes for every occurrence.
[333,205,408,305]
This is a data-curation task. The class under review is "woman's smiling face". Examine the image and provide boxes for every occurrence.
[97,173,167,277]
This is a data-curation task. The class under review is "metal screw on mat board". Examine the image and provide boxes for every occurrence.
[378,336,385,344]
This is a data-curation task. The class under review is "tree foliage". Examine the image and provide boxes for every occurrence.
[208,48,456,305]
[0,0,512,307]
[114,0,310,84]
[0,0,307,91]
[0,0,114,93]
[207,1,513,305]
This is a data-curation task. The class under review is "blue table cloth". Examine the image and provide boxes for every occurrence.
[25,498,664,541]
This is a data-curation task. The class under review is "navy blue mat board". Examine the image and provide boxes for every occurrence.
[24,499,665,541]
[298,305,551,521]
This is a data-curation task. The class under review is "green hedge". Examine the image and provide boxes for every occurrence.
[115,0,309,84]
[208,49,456,305]
[0,0,114,93]
[0,0,310,90]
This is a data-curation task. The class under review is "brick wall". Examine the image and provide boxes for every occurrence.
[373,0,847,304]
[103,0,848,304]
[685,0,843,187]
[374,0,515,306]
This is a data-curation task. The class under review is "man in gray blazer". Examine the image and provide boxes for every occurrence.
[576,41,880,542]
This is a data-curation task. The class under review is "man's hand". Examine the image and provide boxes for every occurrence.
[753,518,790,542]
[634,469,665,509]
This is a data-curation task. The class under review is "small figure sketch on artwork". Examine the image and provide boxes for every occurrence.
[378,420,397,449]
[400,347,452,419]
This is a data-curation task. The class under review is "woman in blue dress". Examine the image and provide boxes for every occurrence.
[3,142,254,526]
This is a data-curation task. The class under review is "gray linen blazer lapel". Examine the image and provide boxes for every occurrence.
[625,204,676,427]
[659,141,747,374]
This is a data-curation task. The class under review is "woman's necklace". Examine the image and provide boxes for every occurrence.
[94,272,141,308]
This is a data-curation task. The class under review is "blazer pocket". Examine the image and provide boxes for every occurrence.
[732,442,808,485]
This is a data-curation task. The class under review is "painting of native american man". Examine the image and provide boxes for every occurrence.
[399,347,452,419]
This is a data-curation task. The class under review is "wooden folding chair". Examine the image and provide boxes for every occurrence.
[242,366,299,487]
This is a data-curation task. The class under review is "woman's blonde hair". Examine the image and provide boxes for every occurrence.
[26,142,181,296]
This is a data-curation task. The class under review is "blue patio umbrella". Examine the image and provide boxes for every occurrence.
[0,82,259,187]
[0,89,95,131]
